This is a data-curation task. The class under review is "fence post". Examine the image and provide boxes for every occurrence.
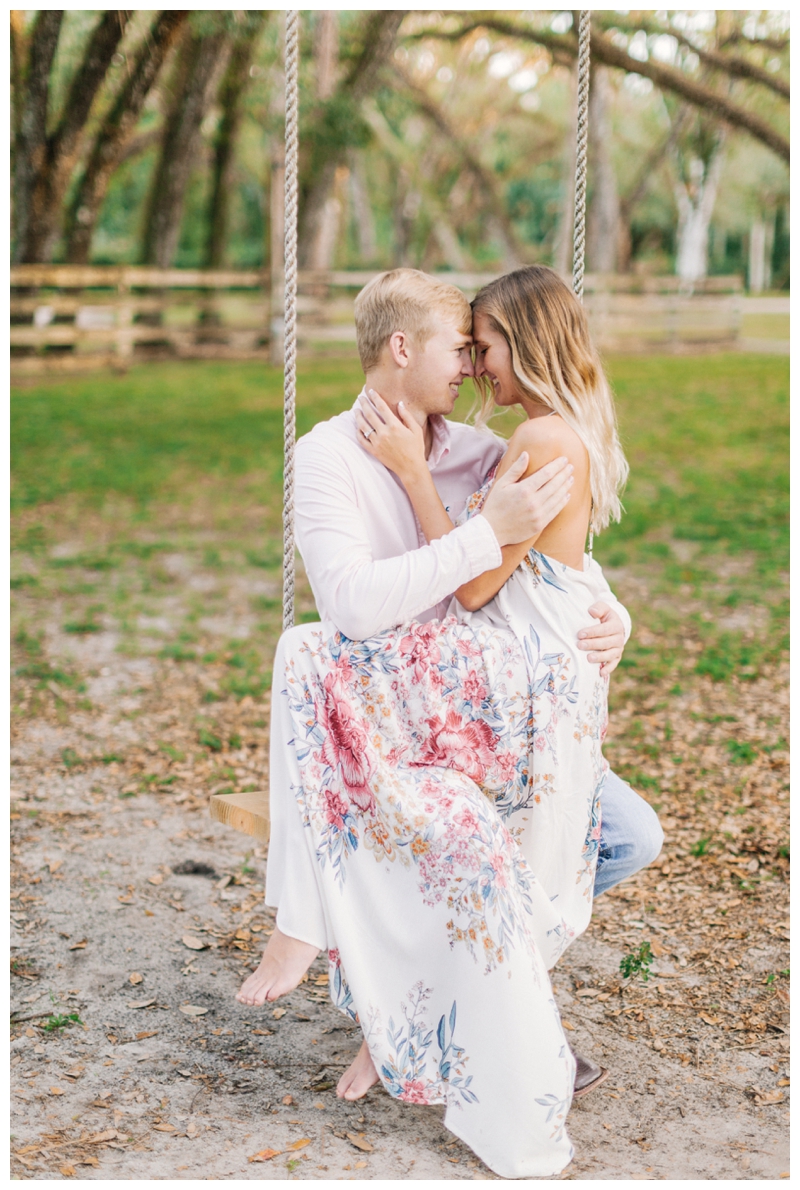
[115,269,134,369]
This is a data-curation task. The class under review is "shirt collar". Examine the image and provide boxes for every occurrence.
[427,414,451,469]
[353,392,452,471]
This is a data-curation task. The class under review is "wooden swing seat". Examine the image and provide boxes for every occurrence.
[209,789,270,842]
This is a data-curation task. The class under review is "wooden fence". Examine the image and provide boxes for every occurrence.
[10,265,785,375]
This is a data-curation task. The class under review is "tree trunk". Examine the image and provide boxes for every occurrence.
[203,17,265,270]
[64,11,188,265]
[298,11,405,268]
[12,10,63,263]
[348,152,377,264]
[616,106,692,274]
[314,11,339,101]
[673,131,727,288]
[140,28,232,268]
[586,64,620,275]
[552,62,578,278]
[392,62,523,269]
[13,10,133,263]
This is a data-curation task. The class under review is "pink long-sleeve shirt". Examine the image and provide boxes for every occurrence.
[294,397,505,640]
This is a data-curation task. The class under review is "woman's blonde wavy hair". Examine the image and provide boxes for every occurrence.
[471,265,628,533]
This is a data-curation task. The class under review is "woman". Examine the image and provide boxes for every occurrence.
[238,267,628,1178]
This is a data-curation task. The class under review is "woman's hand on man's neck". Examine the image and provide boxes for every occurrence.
[363,371,434,458]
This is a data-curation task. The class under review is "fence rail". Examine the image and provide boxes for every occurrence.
[10,266,786,374]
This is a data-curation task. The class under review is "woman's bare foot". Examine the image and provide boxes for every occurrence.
[235,928,319,1006]
[337,1039,380,1100]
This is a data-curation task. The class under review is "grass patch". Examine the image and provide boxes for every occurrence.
[12,353,788,695]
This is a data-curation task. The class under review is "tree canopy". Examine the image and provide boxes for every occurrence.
[10,9,790,286]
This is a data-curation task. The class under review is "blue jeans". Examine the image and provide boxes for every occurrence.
[593,770,663,897]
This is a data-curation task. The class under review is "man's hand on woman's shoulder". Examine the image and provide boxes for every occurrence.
[480,453,574,547]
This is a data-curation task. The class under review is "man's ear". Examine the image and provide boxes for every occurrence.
[387,330,411,369]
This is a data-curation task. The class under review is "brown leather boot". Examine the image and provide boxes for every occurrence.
[572,1049,609,1099]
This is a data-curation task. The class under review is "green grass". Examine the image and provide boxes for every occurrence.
[11,358,365,511]
[11,353,788,688]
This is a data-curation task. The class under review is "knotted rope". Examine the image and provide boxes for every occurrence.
[571,10,591,304]
[282,10,299,631]
[571,12,594,556]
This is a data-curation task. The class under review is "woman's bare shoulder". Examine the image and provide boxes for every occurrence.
[508,413,585,461]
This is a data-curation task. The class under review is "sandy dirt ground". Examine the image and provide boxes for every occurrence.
[11,525,789,1181]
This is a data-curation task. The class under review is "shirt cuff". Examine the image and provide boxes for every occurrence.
[460,513,502,575]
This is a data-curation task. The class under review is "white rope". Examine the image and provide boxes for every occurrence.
[571,11,594,557]
[572,10,591,304]
[282,10,299,631]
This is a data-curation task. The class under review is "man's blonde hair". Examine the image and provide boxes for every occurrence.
[354,268,471,372]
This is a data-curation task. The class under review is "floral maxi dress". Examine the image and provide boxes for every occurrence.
[265,482,619,1179]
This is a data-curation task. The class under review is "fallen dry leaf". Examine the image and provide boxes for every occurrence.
[48,859,63,874]
[153,1122,176,1132]
[753,1089,785,1106]
[248,1148,282,1163]
[562,1020,575,1031]
[147,873,164,885]
[698,1012,720,1026]
[355,1160,368,1169]
[216,874,233,889]
[287,1138,312,1151]
[87,1130,118,1144]
[118,895,134,904]
[136,1030,158,1040]
[777,1078,790,1087]
[182,935,209,951]
[79,1157,99,1168]
[66,1064,85,1078]
[179,1005,208,1016]
[272,1007,287,1020]
[281,1094,294,1105]
[49,1086,64,1096]
[128,998,156,1009]
[346,1132,374,1153]
[252,1028,273,1036]
[59,1165,76,1177]
[314,974,329,986]
[68,939,87,951]
[235,928,251,942]
[129,972,144,985]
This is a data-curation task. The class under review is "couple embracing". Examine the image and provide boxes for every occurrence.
[236,266,662,1178]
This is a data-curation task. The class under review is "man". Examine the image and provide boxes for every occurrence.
[239,269,663,1099]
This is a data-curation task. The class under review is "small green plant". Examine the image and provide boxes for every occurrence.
[43,1011,83,1032]
[63,619,102,634]
[159,644,197,661]
[690,836,712,857]
[61,747,81,769]
[11,574,39,589]
[198,728,223,752]
[619,940,654,983]
[159,743,185,761]
[102,753,125,764]
[228,733,242,749]
[726,740,758,765]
